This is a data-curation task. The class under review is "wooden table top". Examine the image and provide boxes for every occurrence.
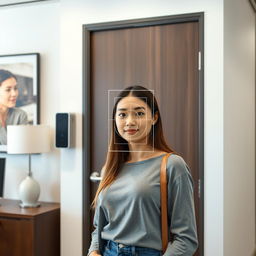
[0,198,60,218]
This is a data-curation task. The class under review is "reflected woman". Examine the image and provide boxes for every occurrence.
[0,69,28,145]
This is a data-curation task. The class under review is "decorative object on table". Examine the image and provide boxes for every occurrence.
[7,125,50,208]
[0,53,40,152]
[0,0,51,7]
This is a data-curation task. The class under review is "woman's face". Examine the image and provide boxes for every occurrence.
[115,96,158,145]
[0,77,18,109]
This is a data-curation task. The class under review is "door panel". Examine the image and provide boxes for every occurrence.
[83,15,204,256]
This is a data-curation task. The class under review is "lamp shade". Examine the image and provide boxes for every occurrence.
[7,125,50,154]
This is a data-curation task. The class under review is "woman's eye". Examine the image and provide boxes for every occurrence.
[136,112,145,117]
[118,113,126,118]
[5,87,17,92]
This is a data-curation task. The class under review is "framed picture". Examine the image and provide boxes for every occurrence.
[0,53,40,152]
[0,0,49,7]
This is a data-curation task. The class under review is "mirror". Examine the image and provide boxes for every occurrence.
[0,53,40,152]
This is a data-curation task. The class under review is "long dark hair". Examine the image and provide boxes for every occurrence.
[0,69,17,85]
[93,85,174,207]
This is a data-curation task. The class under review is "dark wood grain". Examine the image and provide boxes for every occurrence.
[0,218,33,256]
[0,199,60,256]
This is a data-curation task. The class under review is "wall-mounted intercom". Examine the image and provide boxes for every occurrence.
[55,113,73,148]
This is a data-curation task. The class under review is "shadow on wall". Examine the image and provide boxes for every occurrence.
[0,158,5,197]
[252,247,256,256]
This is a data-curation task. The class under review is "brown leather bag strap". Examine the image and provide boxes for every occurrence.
[160,152,173,253]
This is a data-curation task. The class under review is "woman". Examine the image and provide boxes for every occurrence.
[0,69,28,145]
[88,85,198,256]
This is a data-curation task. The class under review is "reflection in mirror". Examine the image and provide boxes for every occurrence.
[0,53,40,152]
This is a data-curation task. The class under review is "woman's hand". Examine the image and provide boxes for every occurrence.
[89,250,101,256]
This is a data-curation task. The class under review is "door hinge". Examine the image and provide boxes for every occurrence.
[198,51,201,71]
[198,179,201,198]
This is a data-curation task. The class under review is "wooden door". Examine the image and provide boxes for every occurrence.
[83,13,204,256]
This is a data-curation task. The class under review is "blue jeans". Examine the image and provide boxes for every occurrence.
[103,240,162,256]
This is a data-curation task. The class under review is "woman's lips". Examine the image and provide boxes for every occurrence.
[125,129,138,135]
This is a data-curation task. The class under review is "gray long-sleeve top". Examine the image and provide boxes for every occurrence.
[88,154,198,256]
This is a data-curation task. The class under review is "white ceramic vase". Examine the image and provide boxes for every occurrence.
[19,176,40,208]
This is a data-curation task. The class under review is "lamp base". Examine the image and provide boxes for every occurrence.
[19,176,41,208]
[19,202,41,208]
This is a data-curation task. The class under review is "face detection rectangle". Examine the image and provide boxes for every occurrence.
[108,89,155,153]
[0,53,39,151]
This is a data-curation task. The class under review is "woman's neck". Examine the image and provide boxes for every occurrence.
[127,144,165,163]
[0,105,8,114]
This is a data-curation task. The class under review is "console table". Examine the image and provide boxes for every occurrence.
[0,198,60,256]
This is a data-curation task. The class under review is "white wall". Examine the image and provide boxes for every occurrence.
[0,0,255,256]
[224,0,255,255]
[0,1,61,202]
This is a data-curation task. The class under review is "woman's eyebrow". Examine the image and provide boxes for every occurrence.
[117,106,145,111]
[4,84,17,88]
[134,106,145,110]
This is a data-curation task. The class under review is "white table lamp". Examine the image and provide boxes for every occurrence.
[7,125,50,208]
